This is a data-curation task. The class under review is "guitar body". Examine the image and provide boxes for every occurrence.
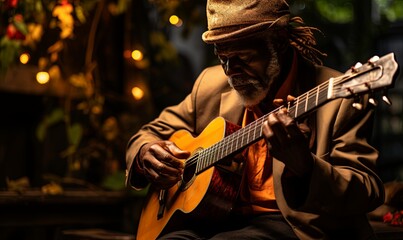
[136,117,242,240]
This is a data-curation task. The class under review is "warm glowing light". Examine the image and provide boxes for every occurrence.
[36,71,50,84]
[19,53,30,64]
[169,15,180,25]
[131,50,143,61]
[131,87,144,100]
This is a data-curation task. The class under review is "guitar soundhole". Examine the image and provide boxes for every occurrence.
[182,162,196,184]
[180,148,200,190]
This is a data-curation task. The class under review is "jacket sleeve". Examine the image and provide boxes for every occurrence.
[125,68,209,190]
[282,94,385,215]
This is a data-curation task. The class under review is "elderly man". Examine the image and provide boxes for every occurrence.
[126,0,385,239]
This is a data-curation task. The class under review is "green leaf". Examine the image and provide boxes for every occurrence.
[101,171,126,190]
[0,36,21,72]
[13,20,29,35]
[35,108,64,141]
[315,0,353,23]
[67,123,83,146]
[75,5,87,24]
[36,122,47,141]
[47,108,65,125]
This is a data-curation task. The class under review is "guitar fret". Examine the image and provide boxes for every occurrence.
[295,97,299,118]
[205,148,209,170]
[307,90,316,112]
[247,124,251,145]
[305,91,309,112]
[210,145,216,167]
[240,128,245,149]
[235,130,240,152]
[208,145,215,168]
[253,121,258,141]
[221,138,225,161]
[213,143,219,166]
[232,136,236,155]
[202,148,208,171]
[196,150,202,173]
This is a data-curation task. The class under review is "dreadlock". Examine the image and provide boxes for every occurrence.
[288,16,327,65]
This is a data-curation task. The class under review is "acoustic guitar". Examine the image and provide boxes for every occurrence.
[136,53,399,240]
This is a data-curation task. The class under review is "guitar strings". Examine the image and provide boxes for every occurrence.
[185,74,348,172]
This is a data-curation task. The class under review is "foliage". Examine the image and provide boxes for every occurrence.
[1,0,129,187]
[314,0,353,23]
[375,0,403,22]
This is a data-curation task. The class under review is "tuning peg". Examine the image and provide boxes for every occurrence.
[354,62,363,68]
[368,55,380,65]
[369,97,378,106]
[352,102,363,110]
[351,62,363,73]
[381,89,392,105]
[382,95,392,105]
[352,96,363,110]
[367,91,378,106]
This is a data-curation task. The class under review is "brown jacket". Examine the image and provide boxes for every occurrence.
[126,58,385,239]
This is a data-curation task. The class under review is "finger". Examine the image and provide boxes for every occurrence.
[145,161,181,185]
[146,145,183,176]
[277,112,303,141]
[165,141,189,168]
[268,112,289,146]
[272,98,284,107]
[166,141,191,159]
[287,95,296,102]
[265,113,283,151]
[297,123,311,135]
[262,120,274,151]
[285,122,305,141]
[152,153,183,177]
[145,167,179,189]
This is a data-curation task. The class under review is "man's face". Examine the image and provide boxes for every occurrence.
[214,37,281,108]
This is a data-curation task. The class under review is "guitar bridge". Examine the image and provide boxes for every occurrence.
[157,189,166,219]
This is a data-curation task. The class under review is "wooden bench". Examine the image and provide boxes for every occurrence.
[371,221,403,240]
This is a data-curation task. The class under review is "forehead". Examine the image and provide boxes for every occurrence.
[214,36,268,54]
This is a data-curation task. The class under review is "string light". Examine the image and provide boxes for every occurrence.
[131,50,143,61]
[19,53,30,64]
[36,71,50,84]
[131,87,144,100]
[169,15,183,27]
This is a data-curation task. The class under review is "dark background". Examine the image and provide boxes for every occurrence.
[0,0,402,239]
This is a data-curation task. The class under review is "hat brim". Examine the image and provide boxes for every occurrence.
[202,15,289,44]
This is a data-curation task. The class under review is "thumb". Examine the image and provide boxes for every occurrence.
[167,141,191,159]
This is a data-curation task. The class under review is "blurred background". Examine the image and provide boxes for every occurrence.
[0,0,402,239]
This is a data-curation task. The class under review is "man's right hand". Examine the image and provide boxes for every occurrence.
[138,141,190,189]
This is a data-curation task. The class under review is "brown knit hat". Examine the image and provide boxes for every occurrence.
[202,0,290,43]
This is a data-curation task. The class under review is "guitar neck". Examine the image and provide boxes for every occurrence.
[194,52,398,175]
[195,80,332,174]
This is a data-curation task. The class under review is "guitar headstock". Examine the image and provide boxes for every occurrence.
[328,52,399,107]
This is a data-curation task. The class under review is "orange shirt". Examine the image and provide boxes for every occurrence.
[238,52,298,215]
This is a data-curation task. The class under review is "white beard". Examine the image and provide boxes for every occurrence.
[228,46,281,108]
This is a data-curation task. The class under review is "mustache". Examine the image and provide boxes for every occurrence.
[229,75,259,85]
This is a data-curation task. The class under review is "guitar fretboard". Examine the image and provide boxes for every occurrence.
[193,82,331,174]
